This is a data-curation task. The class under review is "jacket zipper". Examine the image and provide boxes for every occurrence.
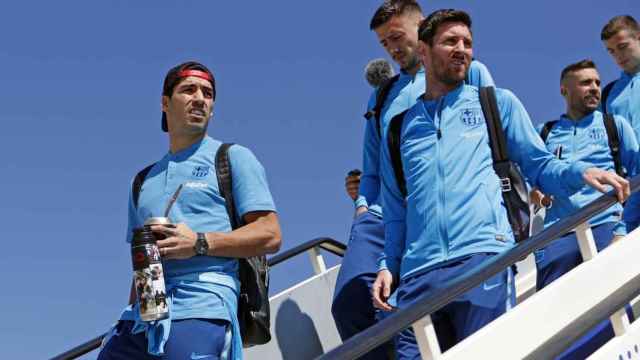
[572,122,577,161]
[435,98,448,259]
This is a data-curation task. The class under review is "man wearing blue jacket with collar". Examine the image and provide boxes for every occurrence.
[331,1,494,357]
[371,10,630,359]
[98,61,282,360]
[534,59,638,290]
[531,60,640,360]
[601,15,640,231]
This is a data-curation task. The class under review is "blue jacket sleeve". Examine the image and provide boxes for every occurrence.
[615,115,640,234]
[356,91,381,209]
[468,60,495,88]
[377,113,407,277]
[497,88,590,197]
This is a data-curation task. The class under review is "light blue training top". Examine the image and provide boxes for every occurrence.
[357,61,494,218]
[119,136,276,358]
[541,111,640,235]
[380,85,591,280]
[604,70,640,230]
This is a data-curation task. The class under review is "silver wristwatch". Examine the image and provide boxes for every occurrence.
[194,232,209,256]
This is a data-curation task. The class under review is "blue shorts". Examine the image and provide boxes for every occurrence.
[395,253,515,359]
[97,319,231,360]
[331,211,393,359]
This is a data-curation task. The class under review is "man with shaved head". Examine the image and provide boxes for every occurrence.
[531,58,640,359]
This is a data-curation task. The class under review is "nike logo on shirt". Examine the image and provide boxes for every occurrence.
[483,281,502,291]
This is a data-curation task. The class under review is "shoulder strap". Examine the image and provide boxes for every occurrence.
[479,86,530,241]
[539,120,559,143]
[215,143,243,229]
[132,164,154,208]
[387,110,409,198]
[603,114,625,177]
[601,81,616,115]
[479,87,509,164]
[364,74,401,139]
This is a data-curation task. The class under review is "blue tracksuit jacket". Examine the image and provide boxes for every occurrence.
[542,111,639,235]
[357,61,494,217]
[380,85,593,280]
[604,71,640,229]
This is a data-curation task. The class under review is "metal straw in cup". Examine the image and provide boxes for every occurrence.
[145,184,184,227]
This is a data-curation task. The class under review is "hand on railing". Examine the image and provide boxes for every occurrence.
[583,167,630,203]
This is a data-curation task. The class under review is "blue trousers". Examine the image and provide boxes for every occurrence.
[536,222,631,359]
[97,319,231,360]
[536,222,614,289]
[332,212,394,359]
[395,253,514,360]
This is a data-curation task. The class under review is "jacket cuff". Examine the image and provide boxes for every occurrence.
[355,195,369,209]
[377,256,400,277]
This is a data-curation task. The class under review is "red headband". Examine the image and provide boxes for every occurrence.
[177,69,213,81]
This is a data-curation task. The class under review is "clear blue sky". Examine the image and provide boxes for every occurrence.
[1,1,637,358]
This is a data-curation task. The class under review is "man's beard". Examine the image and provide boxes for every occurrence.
[400,53,421,73]
[434,59,469,87]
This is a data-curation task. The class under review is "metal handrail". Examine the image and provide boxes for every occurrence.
[526,273,640,359]
[50,237,346,360]
[268,237,346,266]
[318,176,640,360]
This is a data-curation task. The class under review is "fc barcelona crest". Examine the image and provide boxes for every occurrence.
[589,128,606,141]
[192,166,210,177]
[461,108,483,127]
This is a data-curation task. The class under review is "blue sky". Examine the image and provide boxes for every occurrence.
[1,1,637,358]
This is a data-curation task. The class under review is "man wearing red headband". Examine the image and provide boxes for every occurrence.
[98,61,282,360]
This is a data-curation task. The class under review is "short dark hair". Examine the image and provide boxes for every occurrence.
[418,9,472,46]
[601,15,639,41]
[560,59,597,82]
[347,169,362,177]
[161,61,216,132]
[369,0,423,30]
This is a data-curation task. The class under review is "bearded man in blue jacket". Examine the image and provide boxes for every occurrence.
[370,9,631,359]
[529,60,640,360]
[533,59,639,290]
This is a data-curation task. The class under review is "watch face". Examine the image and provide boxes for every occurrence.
[195,233,208,255]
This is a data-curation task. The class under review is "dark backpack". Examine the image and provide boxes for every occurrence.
[386,86,531,242]
[364,74,400,139]
[601,80,617,115]
[539,113,625,177]
[132,143,271,347]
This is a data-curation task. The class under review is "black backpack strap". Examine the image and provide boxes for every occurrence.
[215,143,242,229]
[603,114,625,177]
[539,120,558,143]
[479,86,527,240]
[601,81,616,115]
[364,74,400,139]
[387,110,409,198]
[479,87,509,165]
[132,164,154,208]
[215,143,271,346]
